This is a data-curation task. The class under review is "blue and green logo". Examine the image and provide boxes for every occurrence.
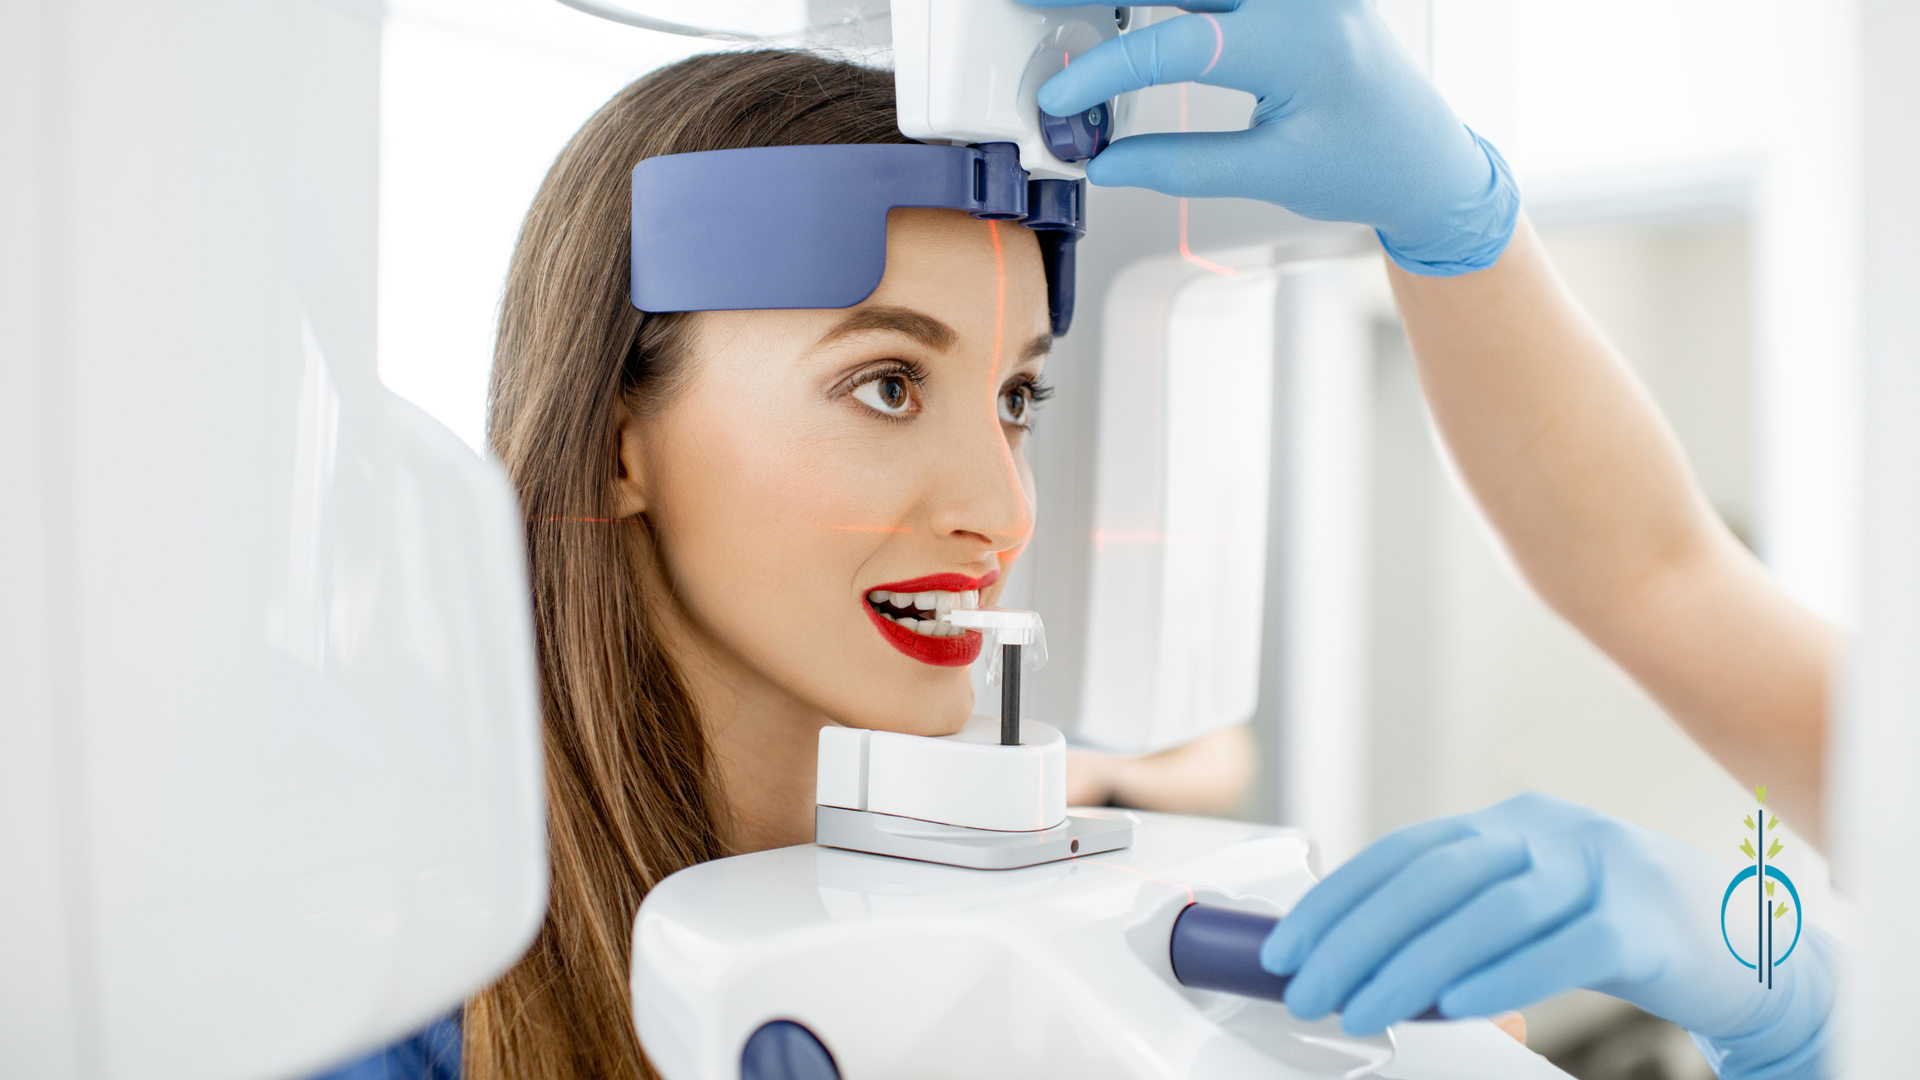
[1720,785,1800,987]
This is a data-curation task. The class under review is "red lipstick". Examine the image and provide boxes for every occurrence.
[863,570,999,667]
[864,605,981,666]
[872,570,999,594]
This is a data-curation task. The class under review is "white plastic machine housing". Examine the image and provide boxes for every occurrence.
[1079,264,1282,752]
[818,716,1067,833]
[632,814,1572,1080]
[892,0,1133,180]
[1,3,546,1077]
[816,607,1131,870]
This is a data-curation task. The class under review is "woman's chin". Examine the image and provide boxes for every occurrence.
[841,686,975,738]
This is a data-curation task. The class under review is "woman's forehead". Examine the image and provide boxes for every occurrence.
[865,209,1050,334]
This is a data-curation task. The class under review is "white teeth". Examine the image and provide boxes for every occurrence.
[889,613,962,637]
[870,586,982,630]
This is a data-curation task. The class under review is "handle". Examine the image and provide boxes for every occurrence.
[1169,903,1444,1021]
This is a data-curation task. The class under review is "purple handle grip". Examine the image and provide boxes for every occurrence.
[1168,903,1445,1022]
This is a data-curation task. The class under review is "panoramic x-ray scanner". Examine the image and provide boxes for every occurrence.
[3,1,1568,1078]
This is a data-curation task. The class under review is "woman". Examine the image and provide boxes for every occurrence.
[319,49,1053,1080]
[480,50,1048,1078]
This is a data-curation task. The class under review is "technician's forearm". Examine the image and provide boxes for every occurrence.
[1388,215,1713,621]
[1387,215,1835,844]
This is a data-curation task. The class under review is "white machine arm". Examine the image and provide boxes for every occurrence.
[2,3,547,1078]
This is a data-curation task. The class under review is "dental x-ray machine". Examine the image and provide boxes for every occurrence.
[0,3,1569,1078]
[586,3,1574,1078]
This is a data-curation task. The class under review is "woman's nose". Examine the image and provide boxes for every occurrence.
[926,400,1034,555]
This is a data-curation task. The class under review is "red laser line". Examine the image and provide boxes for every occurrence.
[987,217,1007,370]
[1199,13,1224,77]
[989,218,1033,536]
[974,219,1037,573]
[1093,529,1166,552]
[1177,83,1235,277]
[1180,199,1236,276]
[1075,857,1197,905]
[1036,741,1045,825]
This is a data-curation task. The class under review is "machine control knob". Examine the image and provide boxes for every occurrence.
[741,1020,840,1080]
[1169,904,1446,1021]
[1039,100,1113,163]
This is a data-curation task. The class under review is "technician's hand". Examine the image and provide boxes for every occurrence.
[1260,793,1838,1080]
[1024,0,1518,276]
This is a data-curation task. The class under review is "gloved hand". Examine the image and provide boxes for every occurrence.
[1024,0,1519,276]
[1259,793,1837,1080]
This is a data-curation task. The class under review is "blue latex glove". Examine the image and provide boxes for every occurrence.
[1025,0,1518,276]
[1260,794,1838,1080]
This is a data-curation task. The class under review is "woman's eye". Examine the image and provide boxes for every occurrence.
[999,385,1031,426]
[853,374,915,416]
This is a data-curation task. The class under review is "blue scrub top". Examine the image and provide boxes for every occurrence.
[306,1012,461,1080]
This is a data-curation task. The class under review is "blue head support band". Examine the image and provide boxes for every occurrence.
[630,142,1087,336]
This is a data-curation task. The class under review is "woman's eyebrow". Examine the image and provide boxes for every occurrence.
[815,306,957,352]
[1017,333,1054,364]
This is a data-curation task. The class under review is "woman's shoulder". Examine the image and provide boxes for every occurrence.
[304,1012,462,1080]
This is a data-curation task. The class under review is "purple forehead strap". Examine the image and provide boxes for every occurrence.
[630,142,1086,335]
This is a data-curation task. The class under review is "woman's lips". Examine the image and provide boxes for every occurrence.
[864,604,983,667]
[863,569,999,667]
[872,570,999,594]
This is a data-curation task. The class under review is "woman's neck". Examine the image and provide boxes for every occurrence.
[689,658,829,854]
[651,592,828,854]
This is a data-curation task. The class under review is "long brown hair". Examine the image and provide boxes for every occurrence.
[474,50,910,1080]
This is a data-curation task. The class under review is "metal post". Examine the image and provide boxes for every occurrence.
[1001,643,1022,745]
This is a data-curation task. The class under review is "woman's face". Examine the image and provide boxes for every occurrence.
[621,208,1051,737]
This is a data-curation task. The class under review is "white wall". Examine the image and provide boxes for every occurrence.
[1507,0,1763,183]
[1750,1,1862,628]
[1497,0,1862,628]
[1270,264,1376,869]
[377,0,712,451]
[1841,0,1920,1071]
